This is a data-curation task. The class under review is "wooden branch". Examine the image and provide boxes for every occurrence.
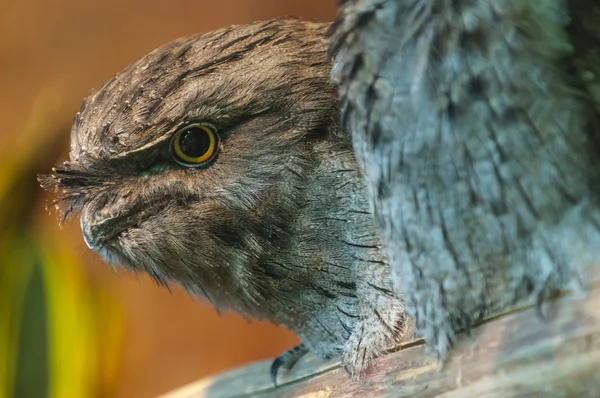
[161,274,600,398]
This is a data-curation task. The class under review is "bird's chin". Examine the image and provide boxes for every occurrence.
[79,220,130,268]
[91,238,131,269]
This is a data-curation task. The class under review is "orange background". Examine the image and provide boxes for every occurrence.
[0,1,336,397]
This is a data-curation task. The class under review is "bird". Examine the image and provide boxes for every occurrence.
[329,0,600,361]
[41,0,600,382]
[39,19,407,382]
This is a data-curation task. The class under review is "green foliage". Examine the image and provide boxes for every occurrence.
[0,88,124,398]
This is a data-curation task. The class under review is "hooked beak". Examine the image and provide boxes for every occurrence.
[80,215,95,249]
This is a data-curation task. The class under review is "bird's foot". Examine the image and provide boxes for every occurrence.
[270,343,309,387]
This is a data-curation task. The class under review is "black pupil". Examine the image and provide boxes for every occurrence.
[179,127,211,158]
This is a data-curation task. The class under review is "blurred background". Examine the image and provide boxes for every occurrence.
[0,1,336,397]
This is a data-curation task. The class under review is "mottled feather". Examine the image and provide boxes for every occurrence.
[330,0,600,359]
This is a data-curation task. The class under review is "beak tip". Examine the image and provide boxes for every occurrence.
[80,216,95,249]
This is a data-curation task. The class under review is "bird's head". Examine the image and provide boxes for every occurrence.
[40,19,342,294]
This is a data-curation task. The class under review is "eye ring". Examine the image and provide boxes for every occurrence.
[171,123,220,167]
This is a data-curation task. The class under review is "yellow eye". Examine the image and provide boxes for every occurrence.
[171,124,220,167]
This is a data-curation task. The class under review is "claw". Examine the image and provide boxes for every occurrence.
[269,343,309,387]
[270,357,283,387]
[341,362,352,378]
[570,268,589,299]
[536,294,549,321]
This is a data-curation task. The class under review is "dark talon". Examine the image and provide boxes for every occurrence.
[342,364,352,377]
[270,357,284,387]
[270,343,309,387]
[339,357,352,377]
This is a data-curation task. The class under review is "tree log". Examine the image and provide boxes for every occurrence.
[161,269,600,398]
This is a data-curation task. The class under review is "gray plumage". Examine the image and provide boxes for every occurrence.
[40,19,406,378]
[330,0,600,360]
[41,0,600,379]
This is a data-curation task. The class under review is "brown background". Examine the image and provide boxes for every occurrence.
[0,1,336,397]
